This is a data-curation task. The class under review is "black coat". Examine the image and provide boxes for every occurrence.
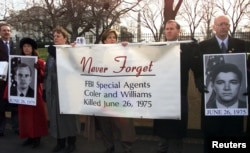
[206,99,247,109]
[153,42,198,139]
[0,42,8,105]
[0,39,18,58]
[245,41,250,135]
[0,39,19,110]
[195,36,246,137]
[10,86,34,98]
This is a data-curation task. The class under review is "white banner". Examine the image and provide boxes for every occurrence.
[57,43,181,119]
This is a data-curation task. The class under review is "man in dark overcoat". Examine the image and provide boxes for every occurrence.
[0,23,19,136]
[194,15,246,152]
[154,20,198,153]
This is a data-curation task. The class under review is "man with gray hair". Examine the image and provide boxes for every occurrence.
[194,15,246,152]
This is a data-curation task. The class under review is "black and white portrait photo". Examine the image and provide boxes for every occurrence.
[204,53,248,116]
[75,37,86,45]
[8,55,37,106]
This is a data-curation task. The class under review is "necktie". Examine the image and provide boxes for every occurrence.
[221,42,227,53]
[20,93,24,97]
[4,41,10,55]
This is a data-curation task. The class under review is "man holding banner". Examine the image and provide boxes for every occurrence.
[153,20,198,153]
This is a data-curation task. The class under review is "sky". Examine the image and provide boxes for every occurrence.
[0,0,26,19]
[6,0,26,10]
[12,0,26,8]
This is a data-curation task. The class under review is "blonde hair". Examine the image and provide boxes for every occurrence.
[53,26,69,43]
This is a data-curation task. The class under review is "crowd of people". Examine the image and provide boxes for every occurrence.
[0,14,250,153]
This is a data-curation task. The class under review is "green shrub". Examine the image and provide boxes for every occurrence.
[37,48,48,60]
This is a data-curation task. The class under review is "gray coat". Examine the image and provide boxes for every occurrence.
[44,52,80,139]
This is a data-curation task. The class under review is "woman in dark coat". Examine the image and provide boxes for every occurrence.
[44,26,80,153]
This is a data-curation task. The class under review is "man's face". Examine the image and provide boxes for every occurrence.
[0,25,11,41]
[164,22,180,41]
[15,67,32,91]
[212,72,240,104]
[213,16,230,40]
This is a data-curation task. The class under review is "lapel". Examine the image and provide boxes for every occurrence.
[0,39,9,57]
[211,36,236,53]
[210,37,221,53]
[8,40,14,54]
[227,36,235,53]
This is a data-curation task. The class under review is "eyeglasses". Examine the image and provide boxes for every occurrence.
[216,22,230,27]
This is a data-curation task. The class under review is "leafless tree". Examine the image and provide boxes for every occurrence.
[177,0,204,38]
[0,0,13,22]
[199,0,217,40]
[6,0,142,43]
[86,0,142,43]
[162,0,183,40]
[135,0,183,42]
[139,0,164,42]
[163,0,183,23]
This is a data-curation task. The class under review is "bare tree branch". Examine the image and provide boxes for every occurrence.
[177,0,204,39]
[6,0,142,43]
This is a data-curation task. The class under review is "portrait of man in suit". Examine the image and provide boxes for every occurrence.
[206,63,247,109]
[11,63,34,98]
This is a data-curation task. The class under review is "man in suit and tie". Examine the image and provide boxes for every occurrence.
[153,20,198,153]
[11,63,34,98]
[193,15,246,152]
[0,23,19,136]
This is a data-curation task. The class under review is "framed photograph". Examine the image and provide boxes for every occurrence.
[75,37,86,46]
[203,53,248,116]
[8,55,37,106]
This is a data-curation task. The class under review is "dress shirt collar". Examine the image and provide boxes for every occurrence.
[215,35,229,48]
[216,100,239,109]
[17,89,28,97]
